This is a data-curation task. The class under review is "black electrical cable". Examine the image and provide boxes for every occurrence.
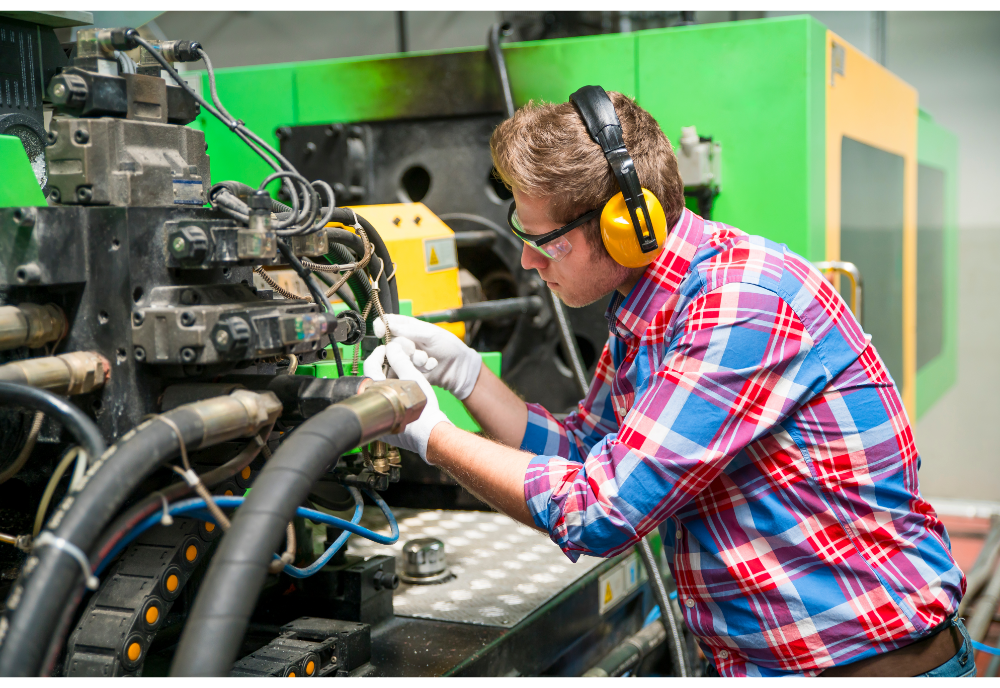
[170,405,365,675]
[325,242,374,314]
[327,227,366,258]
[0,382,105,465]
[331,342,346,377]
[0,408,212,676]
[326,209,398,315]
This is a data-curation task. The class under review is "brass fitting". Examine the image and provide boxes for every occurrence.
[0,303,67,351]
[190,389,283,446]
[0,351,110,395]
[339,380,426,445]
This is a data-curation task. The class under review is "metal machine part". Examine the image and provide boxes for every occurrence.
[400,537,450,584]
[231,617,372,677]
[0,351,110,395]
[0,302,67,350]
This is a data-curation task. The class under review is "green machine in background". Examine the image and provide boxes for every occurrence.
[188,15,958,421]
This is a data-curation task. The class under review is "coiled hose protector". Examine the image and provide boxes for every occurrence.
[170,405,363,675]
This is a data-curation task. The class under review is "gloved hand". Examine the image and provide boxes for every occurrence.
[373,314,482,400]
[363,337,453,463]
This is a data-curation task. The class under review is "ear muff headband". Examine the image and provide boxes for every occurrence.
[569,85,659,254]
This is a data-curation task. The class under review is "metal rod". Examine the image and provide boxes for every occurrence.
[417,296,543,324]
[396,11,408,53]
[486,22,515,118]
[451,229,498,248]
[967,558,1000,643]
[549,289,590,397]
[637,538,690,677]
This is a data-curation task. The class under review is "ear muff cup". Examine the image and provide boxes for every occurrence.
[600,189,667,268]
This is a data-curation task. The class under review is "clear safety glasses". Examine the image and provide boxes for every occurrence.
[507,202,603,263]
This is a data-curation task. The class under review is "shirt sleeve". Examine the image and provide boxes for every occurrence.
[519,340,619,463]
[523,283,818,562]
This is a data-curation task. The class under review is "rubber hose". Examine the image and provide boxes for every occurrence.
[327,227,366,258]
[0,382,105,467]
[325,242,373,312]
[0,409,206,676]
[327,209,398,315]
[170,406,363,676]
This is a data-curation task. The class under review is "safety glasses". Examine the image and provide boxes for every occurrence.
[507,202,603,262]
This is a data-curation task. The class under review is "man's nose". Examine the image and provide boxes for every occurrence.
[521,243,549,271]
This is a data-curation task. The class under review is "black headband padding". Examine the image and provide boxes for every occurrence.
[569,85,658,253]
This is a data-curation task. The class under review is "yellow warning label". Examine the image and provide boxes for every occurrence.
[429,247,439,266]
[604,583,613,604]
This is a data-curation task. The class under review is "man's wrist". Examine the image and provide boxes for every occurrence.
[454,357,485,401]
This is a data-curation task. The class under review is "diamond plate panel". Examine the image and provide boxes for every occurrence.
[344,508,604,628]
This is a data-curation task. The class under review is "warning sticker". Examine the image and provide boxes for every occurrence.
[424,237,457,273]
[598,551,647,614]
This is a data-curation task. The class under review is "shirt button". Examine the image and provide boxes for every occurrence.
[718,650,729,659]
[685,598,695,608]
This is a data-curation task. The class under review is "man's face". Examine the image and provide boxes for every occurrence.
[513,190,632,308]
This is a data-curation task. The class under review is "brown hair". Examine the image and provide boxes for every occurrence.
[490,91,685,251]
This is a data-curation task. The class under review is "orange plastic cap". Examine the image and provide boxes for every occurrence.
[127,642,141,662]
[145,605,159,625]
[185,544,198,562]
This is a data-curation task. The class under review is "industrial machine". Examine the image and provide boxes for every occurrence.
[0,14,689,677]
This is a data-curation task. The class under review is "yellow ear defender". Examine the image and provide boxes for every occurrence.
[601,189,667,268]
[570,85,666,268]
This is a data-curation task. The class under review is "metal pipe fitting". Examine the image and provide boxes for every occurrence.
[0,351,110,395]
[339,379,425,442]
[0,303,67,351]
[191,389,283,447]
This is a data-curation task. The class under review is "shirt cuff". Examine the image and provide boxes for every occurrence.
[522,453,583,563]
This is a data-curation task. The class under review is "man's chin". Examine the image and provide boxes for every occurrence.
[553,288,614,309]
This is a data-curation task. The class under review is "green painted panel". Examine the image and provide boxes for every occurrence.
[636,17,822,258]
[504,32,637,103]
[0,135,47,207]
[915,112,959,418]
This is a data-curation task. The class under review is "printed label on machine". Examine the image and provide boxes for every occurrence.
[173,179,204,205]
[598,551,646,614]
[423,237,457,273]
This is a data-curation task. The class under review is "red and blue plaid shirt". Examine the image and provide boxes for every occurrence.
[521,208,964,676]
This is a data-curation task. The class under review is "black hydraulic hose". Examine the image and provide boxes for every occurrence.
[327,209,398,315]
[487,22,516,118]
[0,410,206,676]
[0,392,277,676]
[327,227,366,258]
[170,383,417,676]
[326,242,374,312]
[0,381,104,464]
[417,295,543,324]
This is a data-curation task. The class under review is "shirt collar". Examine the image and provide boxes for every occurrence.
[605,208,705,339]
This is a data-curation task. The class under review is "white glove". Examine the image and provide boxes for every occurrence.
[373,314,482,400]
[363,337,452,463]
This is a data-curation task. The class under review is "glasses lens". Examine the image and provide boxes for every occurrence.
[536,236,572,262]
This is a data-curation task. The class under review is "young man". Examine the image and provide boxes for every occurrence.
[364,90,970,677]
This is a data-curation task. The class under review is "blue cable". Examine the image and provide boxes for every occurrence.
[283,486,363,579]
[643,590,679,628]
[974,640,1000,656]
[95,488,398,577]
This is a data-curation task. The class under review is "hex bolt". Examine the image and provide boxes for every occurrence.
[133,311,144,326]
[180,311,196,327]
[179,347,197,363]
[372,570,399,591]
[134,346,146,362]
[73,129,90,144]
[77,186,93,203]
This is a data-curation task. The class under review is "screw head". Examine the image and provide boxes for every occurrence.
[46,130,58,145]
[179,347,197,363]
[134,346,146,362]
[215,329,229,346]
[133,311,144,326]
[52,83,67,98]
[180,311,196,327]
[73,129,89,144]
[76,186,93,203]
[171,236,187,254]
[48,187,61,203]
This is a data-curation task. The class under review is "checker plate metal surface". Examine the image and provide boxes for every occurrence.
[345,508,603,628]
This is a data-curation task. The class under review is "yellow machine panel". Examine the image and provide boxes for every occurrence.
[339,203,465,339]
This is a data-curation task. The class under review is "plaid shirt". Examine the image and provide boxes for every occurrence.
[521,208,964,676]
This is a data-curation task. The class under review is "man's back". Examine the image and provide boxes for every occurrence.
[522,208,964,676]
